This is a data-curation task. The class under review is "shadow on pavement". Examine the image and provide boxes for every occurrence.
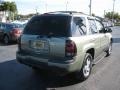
[0,42,17,46]
[0,60,46,90]
[0,60,83,90]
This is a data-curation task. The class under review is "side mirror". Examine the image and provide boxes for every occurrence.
[104,27,112,33]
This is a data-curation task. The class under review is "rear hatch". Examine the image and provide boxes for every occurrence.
[20,15,71,59]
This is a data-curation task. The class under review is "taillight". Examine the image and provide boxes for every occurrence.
[65,40,77,57]
[11,28,21,35]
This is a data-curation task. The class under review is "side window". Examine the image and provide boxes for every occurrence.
[0,23,1,29]
[95,20,104,33]
[88,19,97,34]
[72,17,87,36]
[1,23,6,29]
[6,24,13,30]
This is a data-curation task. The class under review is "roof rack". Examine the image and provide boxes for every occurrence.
[44,11,86,15]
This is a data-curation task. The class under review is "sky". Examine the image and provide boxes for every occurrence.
[2,0,120,17]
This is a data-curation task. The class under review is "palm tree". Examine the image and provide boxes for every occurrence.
[9,2,17,21]
[0,2,6,22]
[0,4,4,11]
[2,1,10,16]
[0,1,17,22]
[0,1,17,21]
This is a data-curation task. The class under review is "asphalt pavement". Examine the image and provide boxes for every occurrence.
[0,26,120,90]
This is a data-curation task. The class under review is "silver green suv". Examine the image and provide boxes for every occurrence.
[16,11,112,80]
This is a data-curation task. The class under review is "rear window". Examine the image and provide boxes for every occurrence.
[5,24,14,30]
[12,23,24,28]
[5,24,23,30]
[23,15,71,37]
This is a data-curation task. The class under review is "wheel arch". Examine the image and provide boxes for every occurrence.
[86,48,95,59]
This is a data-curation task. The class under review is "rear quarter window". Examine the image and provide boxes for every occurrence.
[71,17,87,36]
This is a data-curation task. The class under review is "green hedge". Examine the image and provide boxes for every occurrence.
[115,22,120,26]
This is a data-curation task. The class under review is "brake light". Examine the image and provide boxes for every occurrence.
[65,40,77,57]
[11,28,21,34]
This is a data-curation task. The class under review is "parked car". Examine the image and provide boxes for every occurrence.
[0,22,23,44]
[16,11,112,80]
[102,20,114,27]
[11,20,28,28]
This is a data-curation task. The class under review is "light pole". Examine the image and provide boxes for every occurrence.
[104,10,106,18]
[66,1,69,11]
[35,6,38,14]
[112,0,115,23]
[45,0,48,12]
[89,0,92,16]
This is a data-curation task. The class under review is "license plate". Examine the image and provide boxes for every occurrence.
[32,41,44,49]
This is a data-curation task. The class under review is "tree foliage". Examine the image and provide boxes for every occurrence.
[0,1,17,21]
[17,13,36,20]
[9,2,17,12]
[105,12,120,21]
[0,3,4,11]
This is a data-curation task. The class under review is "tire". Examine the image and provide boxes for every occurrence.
[75,53,93,81]
[106,43,112,57]
[3,35,9,45]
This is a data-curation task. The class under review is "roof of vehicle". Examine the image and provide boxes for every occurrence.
[0,22,14,25]
[0,22,23,29]
[32,11,95,19]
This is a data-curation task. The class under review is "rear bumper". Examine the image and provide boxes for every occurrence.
[16,51,79,75]
[10,34,20,41]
